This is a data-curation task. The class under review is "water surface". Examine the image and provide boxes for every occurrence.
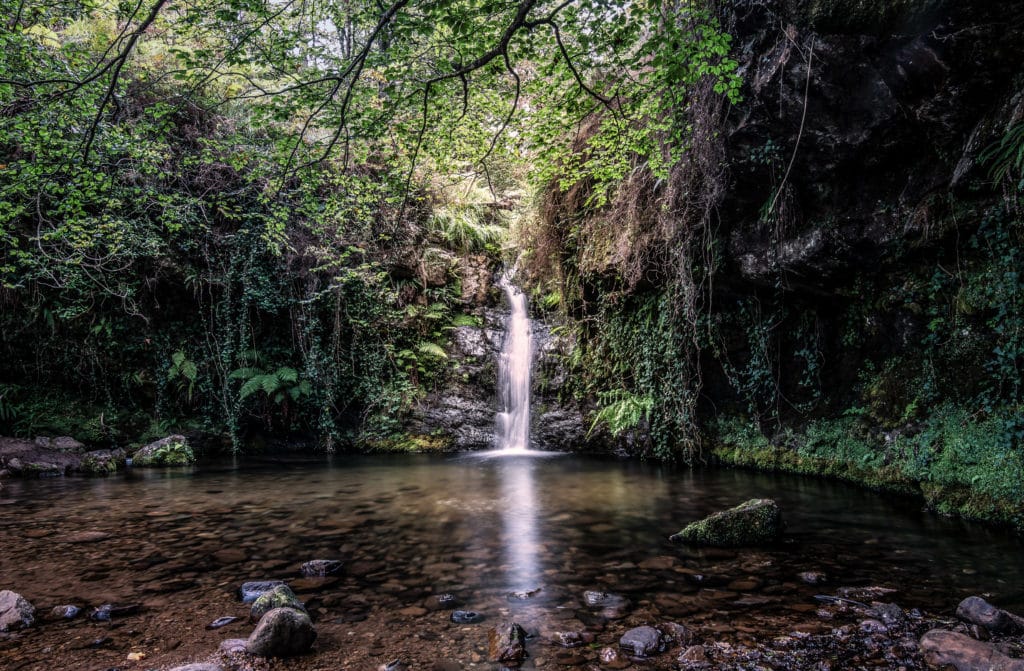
[1,454,1021,670]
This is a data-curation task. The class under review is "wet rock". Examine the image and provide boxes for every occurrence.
[206,616,241,630]
[619,626,665,658]
[219,638,248,654]
[799,571,827,585]
[506,588,542,601]
[657,621,695,647]
[246,607,317,657]
[132,435,194,466]
[48,604,81,620]
[79,449,126,475]
[34,436,85,453]
[89,603,140,621]
[549,630,595,648]
[920,629,1024,671]
[956,596,1023,636]
[835,586,897,601]
[380,659,408,671]
[451,610,484,624]
[0,590,35,631]
[167,664,224,671]
[301,559,343,577]
[583,590,630,618]
[599,646,631,669]
[239,580,286,604]
[859,618,889,634]
[873,602,906,627]
[670,499,783,547]
[251,584,305,621]
[679,645,708,664]
[427,593,460,611]
[488,620,528,664]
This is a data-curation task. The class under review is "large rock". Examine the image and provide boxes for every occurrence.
[956,596,1023,636]
[919,629,1024,671]
[246,607,317,657]
[250,584,305,621]
[670,499,783,547]
[132,435,194,466]
[0,590,35,631]
[33,436,85,453]
[619,626,665,658]
[487,620,528,664]
[80,449,126,475]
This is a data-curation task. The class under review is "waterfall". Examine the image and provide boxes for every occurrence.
[496,272,533,452]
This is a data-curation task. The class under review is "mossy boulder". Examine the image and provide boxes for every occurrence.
[132,435,194,466]
[250,584,305,621]
[670,498,783,547]
[80,449,126,475]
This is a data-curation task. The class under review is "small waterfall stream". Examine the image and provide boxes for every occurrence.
[496,272,533,452]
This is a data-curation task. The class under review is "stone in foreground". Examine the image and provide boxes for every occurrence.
[0,590,35,631]
[919,629,1024,671]
[487,620,528,664]
[956,596,1023,636]
[670,498,783,547]
[247,607,317,657]
[619,626,665,658]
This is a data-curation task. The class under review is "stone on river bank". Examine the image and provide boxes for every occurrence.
[246,607,317,657]
[670,498,783,547]
[0,590,35,631]
[957,596,1024,636]
[132,435,195,466]
[487,620,528,664]
[919,629,1024,671]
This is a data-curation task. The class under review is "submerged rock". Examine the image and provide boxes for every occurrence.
[301,559,343,577]
[583,590,631,619]
[956,596,1023,636]
[239,580,286,604]
[250,584,305,621]
[246,607,317,657]
[0,590,35,631]
[920,629,1024,671]
[619,626,665,658]
[450,610,483,624]
[670,499,783,547]
[487,620,528,664]
[132,435,194,466]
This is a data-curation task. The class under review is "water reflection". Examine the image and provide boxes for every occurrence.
[497,455,541,590]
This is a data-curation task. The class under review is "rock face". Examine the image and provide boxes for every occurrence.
[956,596,1023,636]
[487,620,528,664]
[0,590,35,631]
[919,629,1024,671]
[246,607,317,657]
[670,499,783,547]
[132,435,194,466]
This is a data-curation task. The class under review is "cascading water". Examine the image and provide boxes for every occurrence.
[496,272,533,452]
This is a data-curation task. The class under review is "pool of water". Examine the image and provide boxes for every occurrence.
[1,453,1022,670]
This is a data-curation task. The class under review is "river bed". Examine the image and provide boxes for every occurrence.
[1,453,1022,670]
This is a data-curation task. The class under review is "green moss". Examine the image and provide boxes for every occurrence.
[133,437,195,466]
[250,585,305,621]
[360,431,455,453]
[712,413,1024,530]
[671,499,783,547]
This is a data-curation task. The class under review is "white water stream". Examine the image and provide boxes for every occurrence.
[496,273,533,452]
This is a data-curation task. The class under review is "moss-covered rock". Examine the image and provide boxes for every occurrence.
[79,449,126,476]
[132,435,195,466]
[670,499,784,547]
[250,584,305,622]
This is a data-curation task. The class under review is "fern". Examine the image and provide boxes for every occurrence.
[981,123,1024,185]
[416,342,448,359]
[450,313,481,327]
[588,390,654,438]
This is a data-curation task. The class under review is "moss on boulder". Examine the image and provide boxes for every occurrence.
[670,498,784,547]
[250,584,305,622]
[132,435,195,466]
